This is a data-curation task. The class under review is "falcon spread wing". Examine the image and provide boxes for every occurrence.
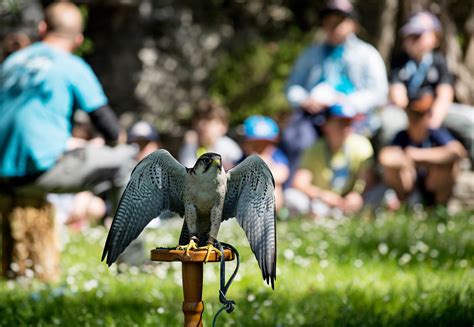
[223,155,277,288]
[102,149,187,265]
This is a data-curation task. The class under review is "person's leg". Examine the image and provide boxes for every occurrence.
[443,103,474,162]
[283,188,312,216]
[36,144,136,192]
[16,144,137,211]
[379,147,416,200]
[424,162,459,205]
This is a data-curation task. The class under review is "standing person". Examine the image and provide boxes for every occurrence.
[0,1,135,204]
[281,0,387,184]
[382,11,473,160]
[379,93,466,206]
[286,104,374,218]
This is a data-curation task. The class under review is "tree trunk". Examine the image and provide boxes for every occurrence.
[440,1,474,104]
[377,0,399,64]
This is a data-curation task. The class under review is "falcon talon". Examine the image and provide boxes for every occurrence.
[102,149,277,288]
[197,244,223,263]
[176,239,198,257]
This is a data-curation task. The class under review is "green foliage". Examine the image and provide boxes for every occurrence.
[209,29,313,124]
[73,5,94,57]
[0,210,472,326]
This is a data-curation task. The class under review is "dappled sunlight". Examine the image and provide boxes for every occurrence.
[1,211,472,326]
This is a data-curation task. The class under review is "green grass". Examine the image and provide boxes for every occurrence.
[1,210,473,326]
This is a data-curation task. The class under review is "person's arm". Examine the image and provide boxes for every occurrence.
[292,169,345,207]
[389,83,409,108]
[70,58,122,145]
[343,46,388,113]
[292,169,320,198]
[430,54,455,128]
[405,140,466,165]
[430,84,454,128]
[88,105,120,146]
[378,146,409,169]
[260,147,289,185]
[285,46,315,109]
[265,160,289,185]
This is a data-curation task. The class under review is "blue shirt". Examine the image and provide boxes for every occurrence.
[0,42,108,177]
[271,147,289,167]
[391,128,454,149]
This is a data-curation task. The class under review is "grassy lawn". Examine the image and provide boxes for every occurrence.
[1,209,473,326]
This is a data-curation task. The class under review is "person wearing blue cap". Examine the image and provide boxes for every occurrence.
[282,0,388,185]
[241,115,290,210]
[286,103,373,217]
[382,11,473,161]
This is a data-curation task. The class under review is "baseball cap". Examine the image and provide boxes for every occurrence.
[128,121,159,143]
[320,0,358,21]
[243,115,279,141]
[326,103,357,120]
[400,11,441,37]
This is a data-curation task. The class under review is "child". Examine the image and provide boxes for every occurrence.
[379,93,466,205]
[179,100,242,169]
[127,121,160,161]
[382,11,472,160]
[287,103,373,217]
[241,115,290,210]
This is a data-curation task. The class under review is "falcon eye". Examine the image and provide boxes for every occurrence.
[204,158,211,164]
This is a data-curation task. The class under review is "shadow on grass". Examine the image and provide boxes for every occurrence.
[1,283,472,326]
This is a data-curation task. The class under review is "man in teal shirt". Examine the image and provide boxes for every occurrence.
[0,2,135,198]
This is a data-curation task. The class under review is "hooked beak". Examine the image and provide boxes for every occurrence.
[212,159,222,169]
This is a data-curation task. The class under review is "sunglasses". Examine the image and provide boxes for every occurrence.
[405,33,423,41]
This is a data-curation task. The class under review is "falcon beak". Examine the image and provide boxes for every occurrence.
[212,159,222,169]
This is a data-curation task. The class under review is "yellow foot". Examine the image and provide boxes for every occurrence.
[176,239,198,256]
[197,243,223,263]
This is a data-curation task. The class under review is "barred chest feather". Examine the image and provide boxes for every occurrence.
[184,171,227,215]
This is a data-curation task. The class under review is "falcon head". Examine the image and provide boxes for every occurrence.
[193,152,223,174]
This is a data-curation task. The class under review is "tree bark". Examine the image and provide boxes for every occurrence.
[440,1,474,104]
[377,0,399,64]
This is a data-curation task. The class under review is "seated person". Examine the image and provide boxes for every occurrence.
[287,104,373,217]
[379,93,466,206]
[241,115,290,210]
[382,11,473,159]
[127,121,160,161]
[179,100,242,169]
[48,111,108,237]
[282,0,387,183]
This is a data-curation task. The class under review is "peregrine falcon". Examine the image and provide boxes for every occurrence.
[102,150,277,288]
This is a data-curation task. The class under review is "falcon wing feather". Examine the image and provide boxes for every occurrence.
[102,149,187,265]
[223,155,277,288]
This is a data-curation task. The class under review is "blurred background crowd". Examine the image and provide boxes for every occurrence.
[0,0,473,281]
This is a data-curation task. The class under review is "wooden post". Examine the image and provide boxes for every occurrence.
[0,195,59,282]
[151,248,234,327]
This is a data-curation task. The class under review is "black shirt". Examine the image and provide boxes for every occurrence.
[390,51,453,99]
[391,128,454,149]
